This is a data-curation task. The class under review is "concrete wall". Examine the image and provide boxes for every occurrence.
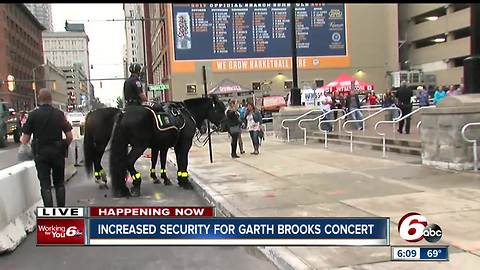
[421,95,480,171]
[169,4,399,101]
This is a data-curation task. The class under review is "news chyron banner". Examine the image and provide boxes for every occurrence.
[37,207,389,246]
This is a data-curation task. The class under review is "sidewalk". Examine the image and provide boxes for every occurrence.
[173,133,480,270]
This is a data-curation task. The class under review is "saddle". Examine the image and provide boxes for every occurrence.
[142,101,186,132]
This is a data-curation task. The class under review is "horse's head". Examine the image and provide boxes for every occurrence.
[207,94,227,132]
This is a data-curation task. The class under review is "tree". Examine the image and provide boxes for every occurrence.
[116,96,124,109]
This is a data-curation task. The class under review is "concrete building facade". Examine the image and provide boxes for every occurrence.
[42,30,92,109]
[61,63,89,110]
[43,60,68,111]
[0,4,45,111]
[399,3,471,87]
[24,3,53,32]
[149,4,400,102]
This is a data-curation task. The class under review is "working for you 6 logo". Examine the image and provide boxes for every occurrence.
[398,212,443,243]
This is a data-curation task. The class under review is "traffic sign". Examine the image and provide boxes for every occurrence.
[149,84,169,91]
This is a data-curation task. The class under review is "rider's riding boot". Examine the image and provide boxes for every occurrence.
[41,188,54,207]
[55,186,66,207]
[130,181,141,197]
[161,173,172,185]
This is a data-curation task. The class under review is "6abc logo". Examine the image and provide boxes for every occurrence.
[398,212,442,243]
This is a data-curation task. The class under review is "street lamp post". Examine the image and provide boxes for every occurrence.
[32,64,46,108]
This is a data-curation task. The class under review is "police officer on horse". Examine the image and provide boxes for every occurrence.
[124,63,148,106]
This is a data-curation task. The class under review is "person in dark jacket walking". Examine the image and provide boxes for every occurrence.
[345,82,364,130]
[20,89,73,207]
[396,81,413,134]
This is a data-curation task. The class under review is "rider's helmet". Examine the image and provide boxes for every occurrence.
[129,63,142,74]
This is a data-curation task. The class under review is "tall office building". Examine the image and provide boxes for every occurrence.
[123,4,145,66]
[24,3,53,31]
[42,30,92,110]
[0,4,45,111]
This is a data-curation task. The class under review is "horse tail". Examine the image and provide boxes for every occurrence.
[109,112,129,196]
[83,112,96,178]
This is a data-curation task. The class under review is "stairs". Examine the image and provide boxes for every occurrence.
[307,131,422,156]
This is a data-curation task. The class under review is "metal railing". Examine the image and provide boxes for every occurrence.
[343,107,402,153]
[298,109,346,145]
[417,121,422,130]
[281,109,323,142]
[317,107,382,148]
[461,122,480,171]
[374,106,434,158]
[262,117,273,133]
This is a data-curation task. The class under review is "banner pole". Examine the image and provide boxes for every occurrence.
[203,66,213,163]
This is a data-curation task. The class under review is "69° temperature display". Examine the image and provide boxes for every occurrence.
[391,246,449,261]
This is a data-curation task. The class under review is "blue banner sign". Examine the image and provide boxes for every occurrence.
[88,217,389,246]
[172,3,347,61]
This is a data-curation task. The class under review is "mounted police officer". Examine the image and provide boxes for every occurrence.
[124,63,148,106]
[20,88,73,207]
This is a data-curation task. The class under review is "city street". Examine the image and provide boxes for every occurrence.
[0,136,21,170]
[0,155,277,270]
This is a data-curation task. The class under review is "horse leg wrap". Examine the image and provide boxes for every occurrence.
[161,169,171,186]
[131,172,142,184]
[177,172,193,190]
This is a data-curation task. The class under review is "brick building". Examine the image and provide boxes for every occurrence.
[0,4,46,111]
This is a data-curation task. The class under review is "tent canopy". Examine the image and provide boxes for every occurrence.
[318,73,374,93]
[208,79,252,95]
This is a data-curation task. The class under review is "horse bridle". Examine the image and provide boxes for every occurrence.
[193,99,228,147]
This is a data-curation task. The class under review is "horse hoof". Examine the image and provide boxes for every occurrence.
[163,178,172,186]
[179,181,194,190]
[153,178,161,184]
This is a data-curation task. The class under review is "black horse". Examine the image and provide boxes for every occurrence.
[84,107,121,187]
[83,95,226,197]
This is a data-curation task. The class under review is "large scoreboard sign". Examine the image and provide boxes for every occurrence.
[167,3,350,72]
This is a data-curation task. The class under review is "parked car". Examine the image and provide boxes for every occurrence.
[0,102,21,147]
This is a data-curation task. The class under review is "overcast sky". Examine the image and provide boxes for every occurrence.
[51,4,125,106]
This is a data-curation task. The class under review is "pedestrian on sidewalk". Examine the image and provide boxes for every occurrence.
[226,99,243,158]
[346,82,364,130]
[368,91,378,106]
[246,101,262,155]
[433,86,447,105]
[382,89,399,121]
[319,90,333,132]
[396,81,413,134]
[416,86,430,107]
[20,89,73,207]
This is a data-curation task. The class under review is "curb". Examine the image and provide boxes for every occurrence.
[167,155,313,270]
